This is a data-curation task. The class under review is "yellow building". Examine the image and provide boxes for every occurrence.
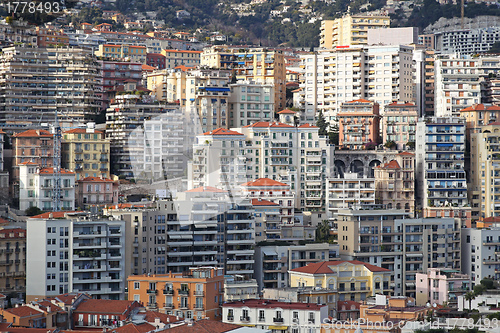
[96,44,147,63]
[161,49,201,69]
[62,126,111,180]
[289,260,392,303]
[201,46,286,112]
[320,15,390,48]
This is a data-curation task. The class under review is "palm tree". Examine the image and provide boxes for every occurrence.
[315,220,331,243]
[464,291,475,310]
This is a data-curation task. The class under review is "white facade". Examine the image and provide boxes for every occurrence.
[18,163,75,212]
[435,27,500,55]
[26,215,126,300]
[461,228,500,287]
[228,82,275,127]
[326,172,375,219]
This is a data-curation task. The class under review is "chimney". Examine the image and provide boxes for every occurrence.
[49,213,53,219]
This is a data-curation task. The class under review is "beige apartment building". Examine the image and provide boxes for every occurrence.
[320,15,390,49]
[326,172,375,219]
[0,228,26,293]
[460,103,500,139]
[161,49,201,69]
[374,152,415,216]
[201,46,286,112]
[62,126,111,180]
[382,102,418,150]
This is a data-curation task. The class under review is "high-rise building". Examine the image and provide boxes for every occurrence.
[0,47,100,124]
[435,27,500,55]
[326,172,375,219]
[95,44,147,63]
[461,228,500,287]
[228,81,275,127]
[320,15,390,48]
[0,129,8,205]
[416,117,470,226]
[382,102,418,150]
[26,213,127,302]
[338,99,380,150]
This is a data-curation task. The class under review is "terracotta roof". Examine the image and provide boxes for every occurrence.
[79,177,115,183]
[14,129,52,138]
[63,128,103,134]
[397,151,414,156]
[31,300,65,314]
[29,211,78,219]
[39,168,74,175]
[345,99,373,104]
[0,129,6,134]
[0,218,9,224]
[48,293,88,306]
[223,299,326,310]
[202,128,244,136]
[174,65,196,71]
[75,299,137,314]
[3,329,57,333]
[377,160,401,169]
[482,216,500,222]
[298,124,318,128]
[19,161,37,165]
[243,121,294,128]
[277,109,296,114]
[141,311,182,324]
[0,228,25,238]
[111,323,156,333]
[241,178,289,187]
[251,198,279,206]
[2,306,44,318]
[165,319,241,333]
[290,260,390,274]
[185,186,227,193]
[488,122,500,126]
[142,64,156,71]
[460,104,500,112]
[386,102,416,107]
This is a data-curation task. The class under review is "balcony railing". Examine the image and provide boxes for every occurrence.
[240,316,250,322]
[147,289,157,294]
[163,289,174,295]
[178,289,189,295]
[274,317,284,323]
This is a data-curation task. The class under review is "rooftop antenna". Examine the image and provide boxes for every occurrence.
[52,109,62,212]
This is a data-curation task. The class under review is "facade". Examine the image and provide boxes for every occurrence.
[337,208,461,297]
[338,99,380,150]
[146,53,166,69]
[161,49,201,69]
[415,117,470,226]
[254,243,335,290]
[0,129,8,205]
[374,152,415,216]
[224,277,259,302]
[26,213,127,302]
[0,20,37,45]
[252,199,282,242]
[0,228,26,293]
[96,44,147,63]
[73,299,141,328]
[222,299,328,332]
[461,228,500,287]
[200,47,286,112]
[18,163,75,212]
[62,126,111,180]
[36,27,69,47]
[320,15,390,48]
[435,27,500,55]
[128,267,224,320]
[0,47,100,123]
[98,60,143,109]
[326,172,375,219]
[76,177,119,210]
[415,268,471,306]
[299,46,416,124]
[228,82,275,127]
[460,103,500,137]
[382,102,418,149]
[367,27,419,46]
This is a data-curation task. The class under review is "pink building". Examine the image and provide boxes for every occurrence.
[415,268,471,307]
[338,99,380,150]
[76,177,119,210]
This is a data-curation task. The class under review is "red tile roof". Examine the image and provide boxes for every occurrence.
[19,161,37,165]
[14,129,52,138]
[48,293,88,306]
[31,300,65,313]
[29,211,78,219]
[241,178,289,187]
[377,160,401,169]
[251,198,279,206]
[165,319,241,333]
[482,216,500,222]
[387,102,416,107]
[0,129,6,134]
[74,299,138,314]
[111,323,156,333]
[277,109,296,114]
[79,177,115,183]
[142,64,156,71]
[0,228,25,238]
[243,121,294,128]
[397,151,414,156]
[39,168,74,175]
[223,299,326,310]
[0,218,9,224]
[346,99,373,104]
[185,186,227,193]
[460,104,500,112]
[290,260,390,274]
[174,65,196,72]
[141,311,182,325]
[63,128,103,134]
[202,128,244,136]
[2,306,44,318]
[3,329,57,333]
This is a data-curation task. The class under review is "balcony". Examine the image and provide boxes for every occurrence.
[194,304,204,310]
[163,289,174,295]
[227,316,234,322]
[147,289,157,294]
[178,289,189,295]
[274,317,284,323]
[164,303,174,309]
[240,316,250,322]
[147,302,157,308]
[194,290,204,296]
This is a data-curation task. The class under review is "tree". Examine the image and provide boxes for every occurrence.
[489,41,500,53]
[315,220,335,244]
[316,110,328,136]
[464,291,475,310]
[25,206,42,216]
[384,140,397,149]
[480,278,495,290]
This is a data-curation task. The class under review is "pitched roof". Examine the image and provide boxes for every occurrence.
[0,129,6,134]
[39,168,74,175]
[79,177,115,183]
[19,161,37,165]
[298,124,318,128]
[74,299,137,314]
[251,198,279,206]
[111,323,156,333]
[290,260,390,274]
[0,228,25,238]
[2,306,44,317]
[0,218,9,224]
[13,129,52,138]
[346,99,372,104]
[243,121,294,128]
[48,293,88,306]
[63,128,103,134]
[202,128,244,136]
[164,319,241,333]
[386,102,416,107]
[141,311,182,324]
[460,103,500,112]
[277,109,296,114]
[142,64,156,71]
[29,211,78,219]
[185,186,227,193]
[31,300,65,313]
[377,160,401,169]
[241,178,289,187]
[174,65,196,72]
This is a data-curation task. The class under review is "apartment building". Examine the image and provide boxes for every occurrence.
[224,277,259,302]
[98,60,143,108]
[128,267,224,320]
[26,213,127,302]
[435,27,500,55]
[300,45,415,124]
[326,172,375,219]
[462,228,500,287]
[201,46,286,112]
[62,126,110,180]
[96,44,147,63]
[0,130,7,205]
[382,102,418,149]
[320,15,390,48]
[0,20,37,45]
[415,268,471,306]
[460,103,500,138]
[76,177,119,210]
[228,81,275,127]
[252,198,282,243]
[338,99,380,149]
[0,47,100,123]
[161,49,201,69]
[18,163,75,212]
[73,299,141,328]
[337,210,461,298]
[36,27,69,47]
[374,152,415,216]
[222,299,328,332]
[0,228,26,293]
[254,243,335,290]
[415,117,470,226]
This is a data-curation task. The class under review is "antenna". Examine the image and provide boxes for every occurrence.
[52,109,62,212]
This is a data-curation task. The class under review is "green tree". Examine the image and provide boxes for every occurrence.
[316,110,328,136]
[480,278,495,289]
[25,206,42,217]
[315,220,335,244]
[464,291,475,310]
[384,140,397,149]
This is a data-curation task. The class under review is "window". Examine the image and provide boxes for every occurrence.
[134,282,140,290]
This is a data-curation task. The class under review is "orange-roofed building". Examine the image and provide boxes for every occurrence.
[459,103,500,140]
[374,152,415,216]
[160,49,201,69]
[338,99,381,150]
[0,306,45,328]
[18,163,75,212]
[72,299,141,328]
[76,177,118,210]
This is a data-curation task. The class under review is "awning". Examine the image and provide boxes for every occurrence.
[436,143,453,147]
[246,54,253,58]
[406,282,415,287]
[262,249,278,256]
[268,326,287,330]
[237,61,245,64]
[205,87,230,92]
